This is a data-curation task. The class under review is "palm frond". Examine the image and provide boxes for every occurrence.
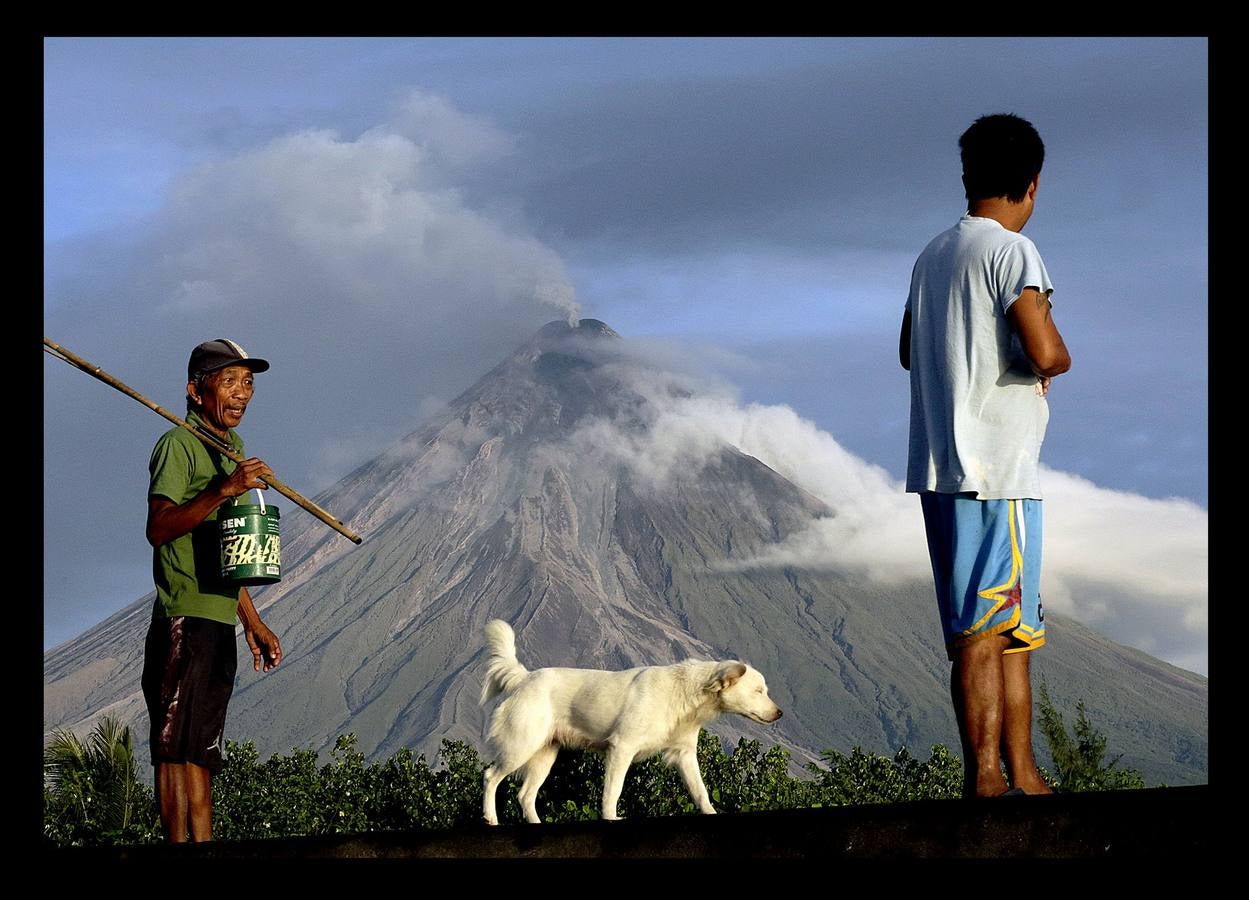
[44,727,88,788]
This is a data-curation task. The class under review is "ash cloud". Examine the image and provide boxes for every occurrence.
[562,353,1209,676]
[46,87,581,478]
[148,101,578,330]
[43,89,580,648]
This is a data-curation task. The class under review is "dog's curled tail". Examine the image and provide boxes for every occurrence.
[480,619,529,705]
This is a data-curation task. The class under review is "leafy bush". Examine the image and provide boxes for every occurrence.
[50,701,1143,847]
[212,737,327,839]
[1037,682,1146,792]
[807,744,963,805]
[213,734,499,839]
[515,731,825,822]
[210,729,856,835]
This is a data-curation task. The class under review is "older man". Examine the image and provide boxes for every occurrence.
[141,338,283,841]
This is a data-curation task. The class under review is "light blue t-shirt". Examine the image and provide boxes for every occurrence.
[905,215,1054,500]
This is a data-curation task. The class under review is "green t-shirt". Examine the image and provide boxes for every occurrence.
[148,410,243,624]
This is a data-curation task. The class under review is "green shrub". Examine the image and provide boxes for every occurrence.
[1037,682,1146,792]
[53,707,1139,847]
[807,744,963,805]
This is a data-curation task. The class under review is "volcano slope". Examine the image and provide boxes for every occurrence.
[44,320,1208,786]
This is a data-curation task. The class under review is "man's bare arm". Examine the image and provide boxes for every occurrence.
[1007,288,1071,377]
[238,587,282,672]
[146,457,274,547]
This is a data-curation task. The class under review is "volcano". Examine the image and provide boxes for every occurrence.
[44,320,1208,785]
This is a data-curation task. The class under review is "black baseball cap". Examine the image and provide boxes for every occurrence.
[188,339,271,381]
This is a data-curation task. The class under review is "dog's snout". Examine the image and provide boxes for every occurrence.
[773,709,783,720]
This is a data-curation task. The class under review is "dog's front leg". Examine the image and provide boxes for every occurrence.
[601,746,633,821]
[674,749,717,814]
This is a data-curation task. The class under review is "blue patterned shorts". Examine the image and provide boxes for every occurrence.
[919,492,1045,660]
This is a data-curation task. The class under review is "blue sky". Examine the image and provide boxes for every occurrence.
[43,37,1208,671]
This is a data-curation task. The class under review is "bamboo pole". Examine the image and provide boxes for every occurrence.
[44,337,363,545]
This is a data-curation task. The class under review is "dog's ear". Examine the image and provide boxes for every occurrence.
[707,662,748,693]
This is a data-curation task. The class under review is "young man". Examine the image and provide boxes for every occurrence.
[141,338,284,841]
[900,114,1070,798]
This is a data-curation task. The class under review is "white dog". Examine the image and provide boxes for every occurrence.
[479,619,783,825]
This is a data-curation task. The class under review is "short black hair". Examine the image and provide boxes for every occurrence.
[959,113,1045,203]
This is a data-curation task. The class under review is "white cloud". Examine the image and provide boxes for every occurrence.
[46,86,585,496]
[381,90,517,174]
[43,88,586,650]
[563,360,1209,675]
[150,112,578,325]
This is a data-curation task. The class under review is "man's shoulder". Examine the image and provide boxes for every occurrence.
[152,420,242,453]
[919,218,1041,270]
[917,218,993,260]
[150,422,218,471]
[957,216,1029,250]
[150,426,198,484]
[917,220,964,254]
[969,218,1043,261]
[153,423,192,450]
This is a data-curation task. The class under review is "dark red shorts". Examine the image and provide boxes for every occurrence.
[141,615,236,773]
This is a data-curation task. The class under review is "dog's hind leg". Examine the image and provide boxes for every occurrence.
[482,761,510,826]
[673,748,716,814]
[482,703,554,825]
[517,742,559,824]
[483,748,535,826]
[483,751,529,825]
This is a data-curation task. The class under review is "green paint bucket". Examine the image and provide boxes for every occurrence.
[219,493,282,586]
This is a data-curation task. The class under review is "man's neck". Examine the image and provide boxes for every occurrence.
[967,196,1032,233]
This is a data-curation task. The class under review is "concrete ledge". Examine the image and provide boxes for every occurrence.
[46,785,1209,860]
